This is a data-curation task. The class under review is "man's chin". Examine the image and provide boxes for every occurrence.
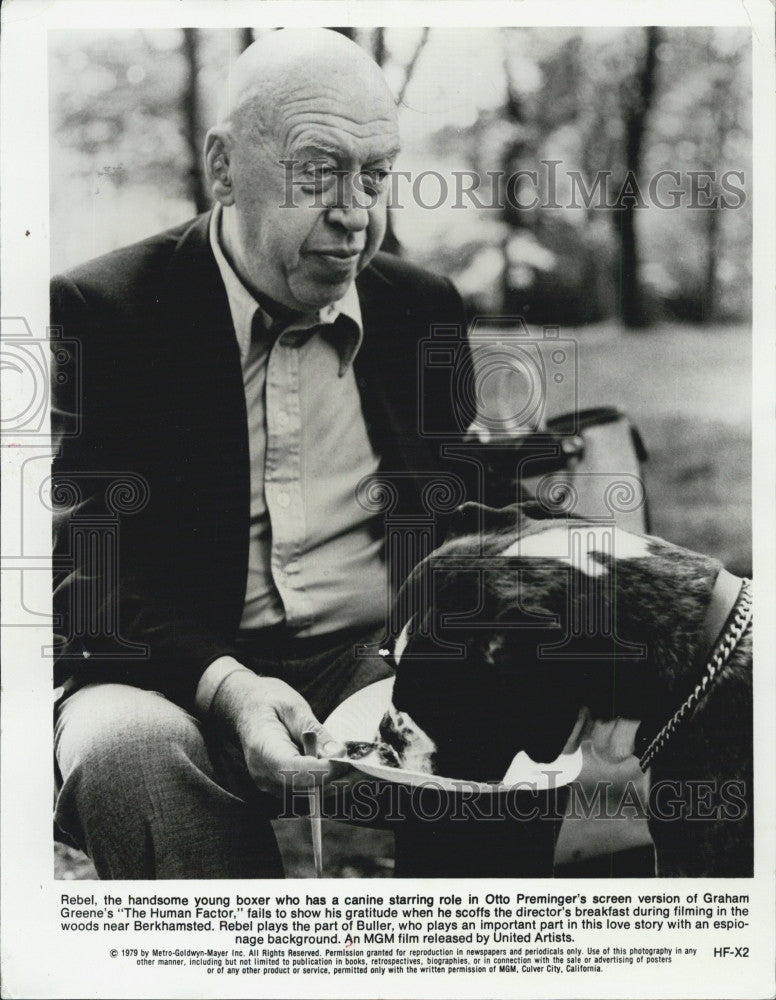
[291,249,377,309]
[291,277,355,312]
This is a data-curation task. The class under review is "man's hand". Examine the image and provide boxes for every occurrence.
[211,670,346,796]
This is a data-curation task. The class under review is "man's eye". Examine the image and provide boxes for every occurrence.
[360,168,390,192]
[300,162,337,189]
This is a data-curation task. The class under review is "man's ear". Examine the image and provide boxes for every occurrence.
[204,130,235,206]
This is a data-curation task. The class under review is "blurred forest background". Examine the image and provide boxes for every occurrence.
[50,26,751,326]
[50,26,753,880]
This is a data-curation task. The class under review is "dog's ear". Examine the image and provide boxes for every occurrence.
[445,501,536,541]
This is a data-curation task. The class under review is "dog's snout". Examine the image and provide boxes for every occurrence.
[378,708,407,752]
[378,705,437,774]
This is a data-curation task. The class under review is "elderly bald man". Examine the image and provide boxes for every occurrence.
[52,29,564,879]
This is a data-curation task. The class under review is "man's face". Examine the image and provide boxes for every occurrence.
[224,87,399,313]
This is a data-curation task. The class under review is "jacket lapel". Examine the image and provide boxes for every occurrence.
[355,263,434,483]
[157,213,251,633]
[356,260,469,549]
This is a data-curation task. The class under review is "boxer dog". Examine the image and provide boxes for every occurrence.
[355,502,753,877]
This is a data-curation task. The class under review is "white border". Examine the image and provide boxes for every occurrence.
[2,2,774,998]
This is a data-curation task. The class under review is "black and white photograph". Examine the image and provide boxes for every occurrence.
[1,2,774,998]
[47,19,754,881]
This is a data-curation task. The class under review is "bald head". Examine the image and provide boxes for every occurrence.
[204,28,400,314]
[219,29,396,139]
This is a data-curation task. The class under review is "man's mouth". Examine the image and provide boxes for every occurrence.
[313,248,361,258]
[308,249,362,267]
[305,250,362,277]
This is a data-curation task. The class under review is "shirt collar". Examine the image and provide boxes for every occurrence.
[208,204,363,374]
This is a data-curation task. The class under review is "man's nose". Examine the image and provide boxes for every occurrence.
[326,200,370,232]
[325,175,371,232]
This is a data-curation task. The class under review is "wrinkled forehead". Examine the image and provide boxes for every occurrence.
[241,57,398,148]
[283,118,401,165]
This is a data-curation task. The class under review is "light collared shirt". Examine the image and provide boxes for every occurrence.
[196,207,388,712]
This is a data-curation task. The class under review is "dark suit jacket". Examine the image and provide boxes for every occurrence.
[51,213,502,707]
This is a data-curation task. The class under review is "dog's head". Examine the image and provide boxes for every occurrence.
[378,502,722,782]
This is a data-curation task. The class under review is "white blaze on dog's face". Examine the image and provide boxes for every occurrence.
[392,618,412,667]
[379,618,438,773]
[499,524,653,576]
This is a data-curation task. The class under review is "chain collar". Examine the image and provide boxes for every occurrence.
[638,578,753,772]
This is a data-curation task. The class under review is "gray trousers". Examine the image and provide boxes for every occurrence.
[54,629,565,879]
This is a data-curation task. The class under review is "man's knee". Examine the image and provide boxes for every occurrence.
[54,682,217,850]
[56,683,209,792]
[53,682,283,879]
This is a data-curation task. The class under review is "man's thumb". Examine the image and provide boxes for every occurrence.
[301,723,346,760]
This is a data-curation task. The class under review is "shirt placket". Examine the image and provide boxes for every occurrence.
[264,333,311,628]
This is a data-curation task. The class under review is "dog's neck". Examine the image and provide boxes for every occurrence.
[634,571,751,771]
[585,548,725,705]
[487,521,728,705]
[695,567,747,666]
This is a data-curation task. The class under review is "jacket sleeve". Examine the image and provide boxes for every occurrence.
[51,273,238,709]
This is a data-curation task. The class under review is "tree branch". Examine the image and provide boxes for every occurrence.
[239,28,254,53]
[396,27,430,107]
[181,28,210,214]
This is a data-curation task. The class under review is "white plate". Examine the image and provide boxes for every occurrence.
[325,678,583,793]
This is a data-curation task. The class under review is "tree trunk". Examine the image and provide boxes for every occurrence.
[702,205,720,322]
[239,28,254,53]
[373,26,386,66]
[617,26,660,328]
[181,28,210,214]
[372,27,407,256]
[700,49,737,324]
[499,48,531,313]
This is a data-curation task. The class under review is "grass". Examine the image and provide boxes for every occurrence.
[55,822,395,881]
[569,321,751,575]
[55,320,752,879]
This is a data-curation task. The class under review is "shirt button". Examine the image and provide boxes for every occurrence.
[277,491,291,509]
